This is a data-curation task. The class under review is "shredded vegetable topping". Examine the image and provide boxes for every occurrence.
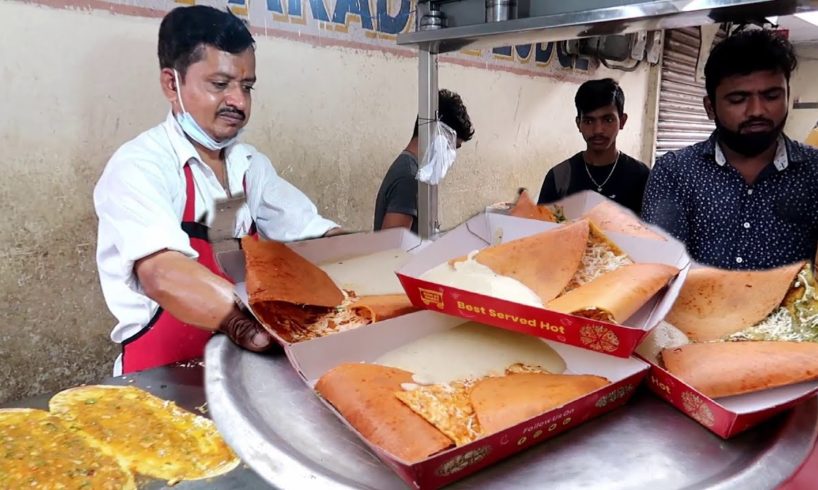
[726,264,818,343]
[565,242,632,292]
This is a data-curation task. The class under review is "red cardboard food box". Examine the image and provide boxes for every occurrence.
[397,212,690,358]
[294,310,650,489]
[637,321,818,438]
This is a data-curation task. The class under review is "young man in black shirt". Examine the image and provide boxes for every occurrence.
[538,78,649,215]
[374,89,474,233]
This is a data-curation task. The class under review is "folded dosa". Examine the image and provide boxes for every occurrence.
[564,221,633,292]
[315,364,452,463]
[243,237,376,342]
[582,201,665,241]
[509,190,557,222]
[666,262,804,342]
[350,294,418,322]
[547,263,680,323]
[471,373,609,434]
[458,220,590,304]
[662,341,818,398]
[395,368,607,446]
[243,236,344,308]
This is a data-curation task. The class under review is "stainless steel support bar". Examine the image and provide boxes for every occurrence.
[417,5,440,239]
[399,0,818,54]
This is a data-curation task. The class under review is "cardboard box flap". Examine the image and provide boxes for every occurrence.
[292,310,648,385]
[217,227,424,283]
[289,311,464,383]
[554,190,609,218]
[485,190,672,241]
[288,227,423,263]
[718,380,818,415]
[484,213,556,244]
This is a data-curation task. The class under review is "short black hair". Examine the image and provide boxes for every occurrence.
[414,89,475,142]
[704,29,797,101]
[158,6,255,78]
[575,78,625,118]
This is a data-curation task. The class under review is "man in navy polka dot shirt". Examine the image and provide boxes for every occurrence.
[642,29,818,270]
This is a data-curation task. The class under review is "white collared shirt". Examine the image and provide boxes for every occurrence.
[94,113,338,343]
[714,135,789,171]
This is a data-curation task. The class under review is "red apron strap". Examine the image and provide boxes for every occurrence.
[183,164,196,222]
[122,163,220,374]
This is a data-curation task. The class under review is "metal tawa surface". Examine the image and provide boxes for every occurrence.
[205,336,818,490]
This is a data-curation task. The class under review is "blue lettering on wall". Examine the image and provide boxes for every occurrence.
[515,44,532,60]
[332,0,374,29]
[266,0,284,14]
[296,0,330,22]
[492,46,513,57]
[557,41,574,69]
[286,0,302,16]
[376,0,411,35]
[535,42,553,63]
[574,55,590,71]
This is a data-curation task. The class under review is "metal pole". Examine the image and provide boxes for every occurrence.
[416,0,439,239]
[417,47,438,240]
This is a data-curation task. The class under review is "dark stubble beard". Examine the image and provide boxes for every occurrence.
[714,113,787,158]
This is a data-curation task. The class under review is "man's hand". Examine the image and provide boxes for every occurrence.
[218,306,275,352]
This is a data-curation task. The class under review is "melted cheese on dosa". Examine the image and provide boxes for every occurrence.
[319,248,411,296]
[375,322,566,385]
[420,252,544,307]
[49,385,239,483]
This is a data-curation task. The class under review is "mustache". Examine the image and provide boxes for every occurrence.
[218,107,246,120]
[738,117,774,131]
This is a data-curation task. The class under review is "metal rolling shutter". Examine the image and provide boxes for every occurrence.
[655,27,724,157]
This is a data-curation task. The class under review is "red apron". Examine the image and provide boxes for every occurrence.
[122,164,238,374]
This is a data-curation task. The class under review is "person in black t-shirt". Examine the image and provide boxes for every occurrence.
[538,78,649,215]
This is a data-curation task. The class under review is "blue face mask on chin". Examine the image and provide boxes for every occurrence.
[173,70,241,151]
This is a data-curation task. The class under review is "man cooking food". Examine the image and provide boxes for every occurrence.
[642,29,818,270]
[94,6,339,374]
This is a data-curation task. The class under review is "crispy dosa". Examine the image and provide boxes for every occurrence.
[243,236,344,308]
[350,294,418,322]
[582,201,665,241]
[548,263,679,323]
[0,408,137,490]
[457,220,589,304]
[243,237,375,341]
[662,341,818,398]
[471,373,610,434]
[315,363,452,463]
[509,189,557,222]
[666,262,805,342]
